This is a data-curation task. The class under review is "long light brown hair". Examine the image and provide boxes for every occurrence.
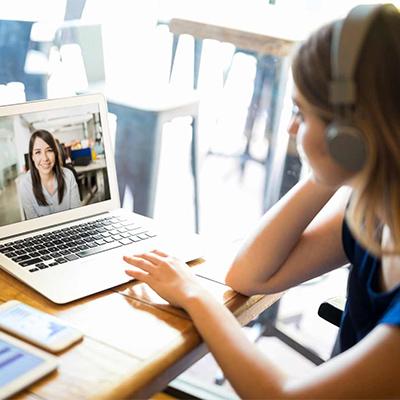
[292,7,400,256]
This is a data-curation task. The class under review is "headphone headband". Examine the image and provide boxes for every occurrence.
[330,4,396,106]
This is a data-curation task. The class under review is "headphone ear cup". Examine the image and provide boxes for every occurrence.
[326,123,367,171]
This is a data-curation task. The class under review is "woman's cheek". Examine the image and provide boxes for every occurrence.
[296,127,312,164]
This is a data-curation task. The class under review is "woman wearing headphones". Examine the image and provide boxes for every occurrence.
[124,4,400,398]
[19,130,81,220]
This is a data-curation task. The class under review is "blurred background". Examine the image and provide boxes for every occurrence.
[1,1,397,398]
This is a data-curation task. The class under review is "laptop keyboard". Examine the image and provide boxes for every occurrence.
[0,216,157,273]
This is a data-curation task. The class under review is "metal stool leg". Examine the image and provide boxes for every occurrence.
[169,33,179,82]
[191,116,200,233]
[193,38,203,89]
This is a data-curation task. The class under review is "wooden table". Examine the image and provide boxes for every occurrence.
[167,1,325,51]
[1,241,281,399]
[169,4,303,58]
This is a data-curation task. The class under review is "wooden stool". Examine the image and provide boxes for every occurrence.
[107,87,200,233]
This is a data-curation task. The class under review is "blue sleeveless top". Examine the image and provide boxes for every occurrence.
[339,220,400,352]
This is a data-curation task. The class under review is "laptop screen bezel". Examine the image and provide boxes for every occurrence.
[0,93,121,240]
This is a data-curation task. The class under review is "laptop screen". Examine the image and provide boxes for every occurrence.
[0,100,112,228]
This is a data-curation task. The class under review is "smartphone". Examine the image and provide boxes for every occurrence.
[0,300,83,353]
[0,331,58,399]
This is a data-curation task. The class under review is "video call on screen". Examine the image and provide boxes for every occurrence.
[0,103,111,227]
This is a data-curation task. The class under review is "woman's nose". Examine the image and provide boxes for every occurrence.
[287,116,299,136]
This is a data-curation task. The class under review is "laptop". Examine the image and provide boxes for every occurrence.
[0,93,203,304]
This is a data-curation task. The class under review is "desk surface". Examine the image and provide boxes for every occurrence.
[74,158,107,174]
[0,242,281,399]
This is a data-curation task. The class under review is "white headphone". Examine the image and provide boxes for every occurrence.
[326,3,397,171]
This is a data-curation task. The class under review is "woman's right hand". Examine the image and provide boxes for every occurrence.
[124,249,208,309]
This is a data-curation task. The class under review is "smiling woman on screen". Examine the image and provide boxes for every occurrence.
[19,130,81,220]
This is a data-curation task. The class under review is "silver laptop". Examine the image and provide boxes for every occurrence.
[0,94,203,304]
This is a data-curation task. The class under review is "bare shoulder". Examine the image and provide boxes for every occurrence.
[381,226,400,292]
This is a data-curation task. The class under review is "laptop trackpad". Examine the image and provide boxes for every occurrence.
[118,235,204,263]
